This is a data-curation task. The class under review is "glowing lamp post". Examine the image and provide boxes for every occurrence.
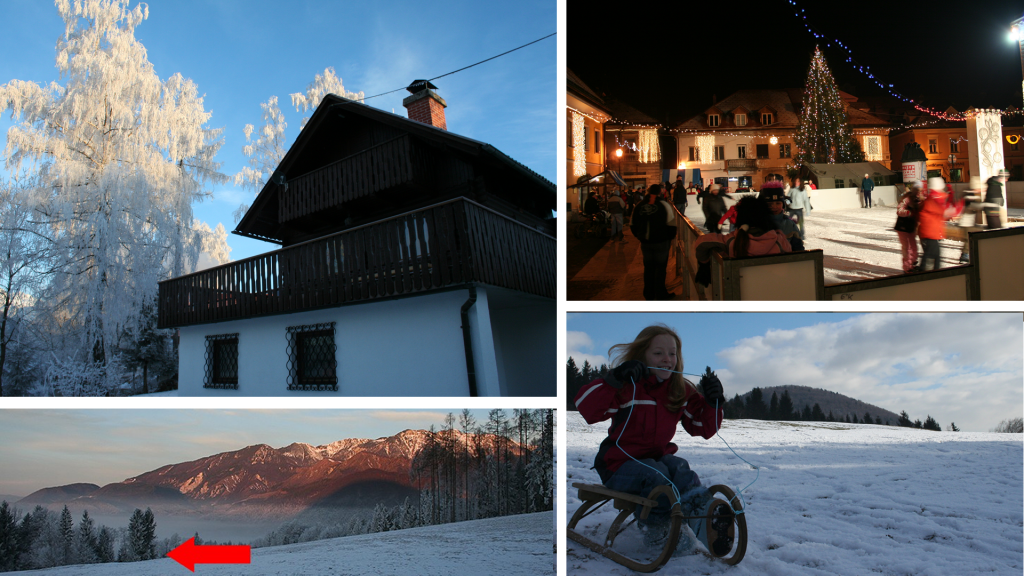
[1012,17,1024,106]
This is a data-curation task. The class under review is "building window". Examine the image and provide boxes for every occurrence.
[735,113,747,126]
[714,146,725,161]
[761,112,773,125]
[756,144,769,159]
[286,322,338,391]
[863,135,882,161]
[583,126,589,152]
[689,146,699,162]
[835,179,845,188]
[1012,141,1020,152]
[928,138,937,154]
[204,334,239,389]
[594,129,601,154]
[779,143,791,158]
[567,118,573,148]
[737,145,746,159]
[949,139,959,154]
[927,169,942,178]
[949,168,962,183]
[708,114,720,127]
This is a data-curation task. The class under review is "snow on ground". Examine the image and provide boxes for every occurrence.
[17,512,553,575]
[567,412,1023,576]
[681,199,1013,285]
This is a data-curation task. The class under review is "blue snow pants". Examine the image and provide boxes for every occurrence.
[603,454,701,526]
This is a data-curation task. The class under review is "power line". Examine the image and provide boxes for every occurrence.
[358,32,556,102]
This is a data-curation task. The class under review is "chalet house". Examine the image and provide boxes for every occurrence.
[674,89,890,187]
[157,81,556,397]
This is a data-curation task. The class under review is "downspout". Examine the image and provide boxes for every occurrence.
[460,285,478,396]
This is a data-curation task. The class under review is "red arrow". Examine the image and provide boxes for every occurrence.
[167,537,251,572]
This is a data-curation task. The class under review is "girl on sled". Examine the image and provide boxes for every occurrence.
[573,324,728,556]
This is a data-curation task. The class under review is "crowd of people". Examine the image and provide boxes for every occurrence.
[576,170,1009,299]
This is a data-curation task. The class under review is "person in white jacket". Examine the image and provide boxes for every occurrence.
[788,177,812,239]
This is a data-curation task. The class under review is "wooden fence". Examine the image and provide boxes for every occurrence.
[158,198,555,328]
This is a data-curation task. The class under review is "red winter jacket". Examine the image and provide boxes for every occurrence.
[574,374,723,482]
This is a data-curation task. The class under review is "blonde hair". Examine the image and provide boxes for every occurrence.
[608,324,696,411]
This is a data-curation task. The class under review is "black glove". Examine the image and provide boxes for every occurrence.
[606,360,648,389]
[700,366,724,404]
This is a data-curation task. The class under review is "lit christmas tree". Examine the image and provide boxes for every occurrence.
[793,47,863,166]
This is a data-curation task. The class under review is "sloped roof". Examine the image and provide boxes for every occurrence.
[567,68,606,108]
[236,94,554,244]
[676,89,801,130]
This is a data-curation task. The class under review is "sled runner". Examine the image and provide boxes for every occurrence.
[567,482,747,572]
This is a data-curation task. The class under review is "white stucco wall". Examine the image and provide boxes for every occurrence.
[486,289,557,397]
[806,185,898,210]
[177,287,555,397]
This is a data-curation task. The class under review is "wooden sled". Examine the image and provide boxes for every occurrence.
[567,482,747,572]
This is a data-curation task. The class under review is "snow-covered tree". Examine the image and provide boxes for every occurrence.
[75,510,98,564]
[58,506,73,565]
[0,0,225,393]
[0,177,48,396]
[233,67,362,222]
[290,67,364,130]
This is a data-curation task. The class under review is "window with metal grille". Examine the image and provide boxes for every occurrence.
[204,334,239,389]
[835,179,845,189]
[286,322,337,391]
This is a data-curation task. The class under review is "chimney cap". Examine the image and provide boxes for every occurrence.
[407,79,438,94]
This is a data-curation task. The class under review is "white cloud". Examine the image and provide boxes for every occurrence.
[716,314,1022,431]
[567,330,608,371]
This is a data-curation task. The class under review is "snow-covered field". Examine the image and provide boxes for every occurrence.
[567,412,1023,576]
[16,512,553,575]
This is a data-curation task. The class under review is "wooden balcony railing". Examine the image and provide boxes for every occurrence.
[158,198,555,328]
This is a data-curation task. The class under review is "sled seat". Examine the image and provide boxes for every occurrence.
[573,482,660,520]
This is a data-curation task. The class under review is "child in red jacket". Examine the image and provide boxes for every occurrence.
[573,324,726,555]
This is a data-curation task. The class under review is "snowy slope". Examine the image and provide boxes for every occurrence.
[16,512,553,575]
[567,412,1023,576]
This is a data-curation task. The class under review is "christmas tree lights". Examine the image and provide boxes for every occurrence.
[794,47,863,166]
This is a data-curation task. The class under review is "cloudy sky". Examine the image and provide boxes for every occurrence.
[567,313,1023,432]
[0,409,499,498]
[0,0,555,262]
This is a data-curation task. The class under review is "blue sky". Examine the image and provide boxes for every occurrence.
[0,409,500,497]
[0,0,555,262]
[567,313,1023,432]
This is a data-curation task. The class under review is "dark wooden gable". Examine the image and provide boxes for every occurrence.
[236,95,555,247]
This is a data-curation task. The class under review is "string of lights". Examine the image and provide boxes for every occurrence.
[786,0,1016,122]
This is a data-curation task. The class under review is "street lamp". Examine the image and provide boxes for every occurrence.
[948,154,957,183]
[1012,17,1024,107]
[615,148,623,178]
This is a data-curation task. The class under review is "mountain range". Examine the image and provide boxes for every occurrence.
[18,429,520,519]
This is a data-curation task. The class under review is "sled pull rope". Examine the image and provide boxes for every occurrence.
[616,378,684,507]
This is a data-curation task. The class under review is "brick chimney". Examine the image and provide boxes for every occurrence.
[403,79,447,130]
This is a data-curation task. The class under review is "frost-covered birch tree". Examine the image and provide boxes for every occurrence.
[0,0,225,391]
[233,67,363,221]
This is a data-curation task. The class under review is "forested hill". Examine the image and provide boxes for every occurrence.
[733,385,902,425]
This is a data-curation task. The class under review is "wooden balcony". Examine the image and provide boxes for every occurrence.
[157,198,555,329]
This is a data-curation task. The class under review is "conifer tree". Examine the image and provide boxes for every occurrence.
[793,47,863,166]
[58,505,73,565]
[0,501,18,571]
[769,392,779,420]
[898,411,913,427]
[778,390,795,421]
